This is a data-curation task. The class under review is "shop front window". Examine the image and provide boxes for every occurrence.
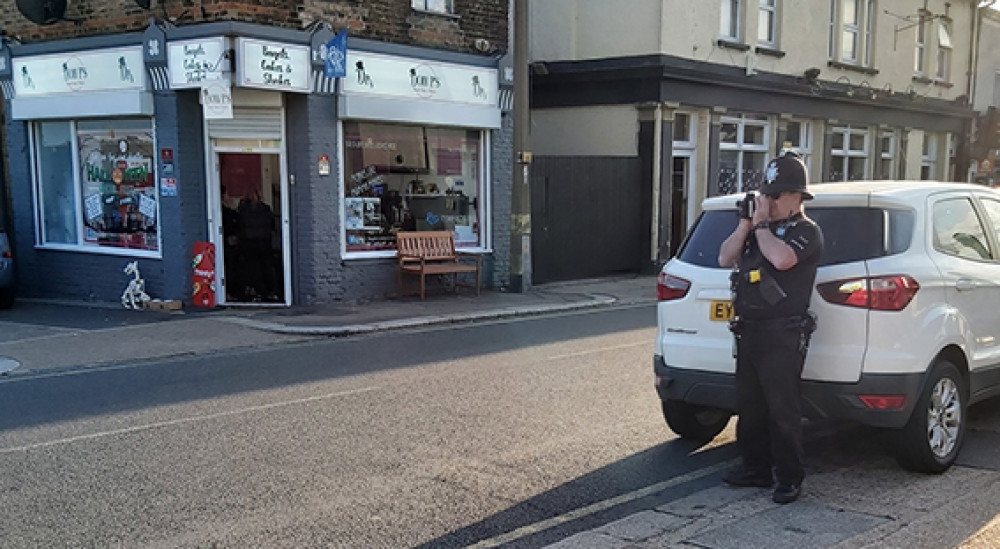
[343,121,482,253]
[33,118,159,254]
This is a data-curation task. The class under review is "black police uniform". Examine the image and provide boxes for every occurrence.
[732,213,822,492]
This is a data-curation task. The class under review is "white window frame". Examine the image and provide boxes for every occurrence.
[29,119,162,258]
[412,0,455,15]
[672,111,698,150]
[338,121,492,259]
[878,129,898,180]
[829,125,871,181]
[785,119,814,172]
[758,0,778,47]
[720,0,743,41]
[914,11,928,76]
[719,114,770,192]
[936,18,953,82]
[829,0,876,67]
[922,133,939,180]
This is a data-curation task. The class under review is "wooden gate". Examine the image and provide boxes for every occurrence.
[531,156,643,284]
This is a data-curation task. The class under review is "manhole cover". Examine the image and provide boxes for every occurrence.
[0,357,21,375]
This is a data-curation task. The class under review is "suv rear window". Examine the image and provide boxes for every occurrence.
[676,207,914,268]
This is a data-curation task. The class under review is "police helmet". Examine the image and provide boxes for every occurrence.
[761,151,813,200]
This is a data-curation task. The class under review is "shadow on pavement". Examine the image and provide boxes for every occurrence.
[412,438,738,549]
[0,306,656,433]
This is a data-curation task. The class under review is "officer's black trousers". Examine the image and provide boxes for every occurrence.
[735,325,806,486]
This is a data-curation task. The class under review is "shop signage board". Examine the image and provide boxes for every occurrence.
[236,38,310,93]
[12,46,145,97]
[342,51,497,105]
[168,37,227,89]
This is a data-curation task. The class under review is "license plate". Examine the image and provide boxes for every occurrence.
[709,300,733,321]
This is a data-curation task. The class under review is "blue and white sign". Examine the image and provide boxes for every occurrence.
[324,29,347,79]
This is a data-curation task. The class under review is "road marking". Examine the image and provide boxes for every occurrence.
[464,458,738,548]
[545,341,648,361]
[0,386,380,454]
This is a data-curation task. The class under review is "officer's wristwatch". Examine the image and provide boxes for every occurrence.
[753,221,770,231]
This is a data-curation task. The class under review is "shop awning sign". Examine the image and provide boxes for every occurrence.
[13,46,145,97]
[236,38,310,93]
[168,37,228,89]
[342,51,497,106]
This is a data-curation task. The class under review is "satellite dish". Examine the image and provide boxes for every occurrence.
[15,0,69,25]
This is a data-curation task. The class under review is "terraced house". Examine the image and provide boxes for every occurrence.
[527,0,983,283]
[0,0,511,306]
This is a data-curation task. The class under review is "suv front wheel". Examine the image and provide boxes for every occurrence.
[661,399,731,441]
[894,360,966,474]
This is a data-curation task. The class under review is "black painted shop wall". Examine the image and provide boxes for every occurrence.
[3,91,206,303]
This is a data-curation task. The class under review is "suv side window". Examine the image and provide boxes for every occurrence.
[677,206,911,268]
[932,198,994,261]
[978,197,1000,251]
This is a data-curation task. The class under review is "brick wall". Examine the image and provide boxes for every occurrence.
[0,1,508,55]
[489,112,513,290]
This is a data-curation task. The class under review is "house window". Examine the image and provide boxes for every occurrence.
[921,133,939,180]
[673,112,697,148]
[785,120,813,171]
[829,125,870,181]
[412,0,454,15]
[342,121,484,253]
[758,0,778,47]
[877,130,898,179]
[914,11,928,75]
[936,19,952,81]
[829,0,875,67]
[31,118,159,255]
[718,114,770,194]
[721,0,743,40]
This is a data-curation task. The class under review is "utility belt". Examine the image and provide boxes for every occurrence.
[729,312,818,356]
[729,313,816,335]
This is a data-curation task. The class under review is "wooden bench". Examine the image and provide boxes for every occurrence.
[396,231,482,300]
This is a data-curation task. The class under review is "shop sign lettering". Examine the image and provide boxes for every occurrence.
[168,38,226,89]
[342,51,498,106]
[13,46,144,96]
[236,38,309,93]
[409,64,441,98]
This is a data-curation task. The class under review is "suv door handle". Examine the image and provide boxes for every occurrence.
[955,279,977,291]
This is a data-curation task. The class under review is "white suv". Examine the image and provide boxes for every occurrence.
[654,181,1000,473]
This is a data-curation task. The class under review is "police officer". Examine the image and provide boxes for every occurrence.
[718,151,824,504]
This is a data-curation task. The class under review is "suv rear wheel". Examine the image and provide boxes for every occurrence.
[661,399,731,441]
[894,360,965,474]
[0,288,12,310]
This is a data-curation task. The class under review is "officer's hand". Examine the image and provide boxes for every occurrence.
[752,194,770,225]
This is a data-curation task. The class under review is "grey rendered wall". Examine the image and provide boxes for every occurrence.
[3,92,205,303]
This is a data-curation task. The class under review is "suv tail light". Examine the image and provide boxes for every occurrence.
[657,272,691,301]
[0,250,9,259]
[817,275,919,311]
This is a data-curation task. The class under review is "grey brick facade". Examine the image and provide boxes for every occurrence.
[0,2,511,305]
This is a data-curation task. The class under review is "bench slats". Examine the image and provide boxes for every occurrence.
[396,231,481,299]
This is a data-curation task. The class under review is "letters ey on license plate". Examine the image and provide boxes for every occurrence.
[709,300,733,322]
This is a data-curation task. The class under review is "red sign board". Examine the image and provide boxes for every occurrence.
[192,241,216,308]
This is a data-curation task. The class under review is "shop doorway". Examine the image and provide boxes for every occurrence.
[215,152,288,305]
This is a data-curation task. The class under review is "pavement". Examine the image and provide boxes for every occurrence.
[3,273,999,548]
